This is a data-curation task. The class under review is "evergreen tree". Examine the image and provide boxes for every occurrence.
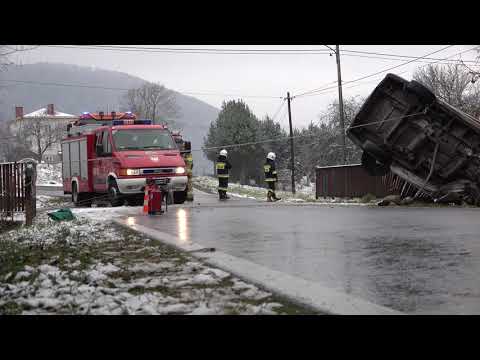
[204,100,260,184]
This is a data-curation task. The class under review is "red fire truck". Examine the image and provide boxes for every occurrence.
[61,111,188,207]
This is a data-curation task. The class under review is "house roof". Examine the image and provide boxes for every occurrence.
[23,108,77,119]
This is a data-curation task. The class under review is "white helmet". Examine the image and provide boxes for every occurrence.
[267,152,276,160]
[220,149,228,157]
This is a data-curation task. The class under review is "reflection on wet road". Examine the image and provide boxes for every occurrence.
[132,191,480,314]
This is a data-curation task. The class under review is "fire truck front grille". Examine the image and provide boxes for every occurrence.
[141,168,175,175]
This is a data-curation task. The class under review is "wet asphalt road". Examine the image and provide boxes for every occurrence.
[105,190,480,314]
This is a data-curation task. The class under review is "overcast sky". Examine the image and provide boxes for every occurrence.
[15,45,478,129]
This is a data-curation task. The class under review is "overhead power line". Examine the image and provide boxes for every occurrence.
[340,48,479,63]
[271,99,286,121]
[42,45,334,55]
[291,45,480,99]
[0,79,282,99]
[39,45,480,64]
[292,45,455,98]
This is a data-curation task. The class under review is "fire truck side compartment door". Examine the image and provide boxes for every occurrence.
[80,139,88,181]
[62,142,70,179]
[70,141,80,177]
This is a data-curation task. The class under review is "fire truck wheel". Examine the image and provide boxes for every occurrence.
[127,196,144,206]
[173,190,187,204]
[108,180,123,207]
[72,183,92,207]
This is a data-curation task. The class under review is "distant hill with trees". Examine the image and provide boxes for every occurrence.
[0,62,219,174]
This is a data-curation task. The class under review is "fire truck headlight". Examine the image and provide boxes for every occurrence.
[175,167,186,174]
[120,168,140,176]
[127,169,140,176]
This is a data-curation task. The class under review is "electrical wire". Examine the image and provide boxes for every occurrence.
[292,45,456,98]
[271,99,286,121]
[340,48,479,63]
[292,45,480,100]
[39,45,480,64]
[0,79,282,99]
[197,110,426,154]
[42,45,334,55]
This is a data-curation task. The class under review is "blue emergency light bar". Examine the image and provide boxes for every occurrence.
[112,119,153,126]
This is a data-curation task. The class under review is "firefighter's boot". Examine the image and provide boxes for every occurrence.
[273,193,282,201]
[267,191,273,202]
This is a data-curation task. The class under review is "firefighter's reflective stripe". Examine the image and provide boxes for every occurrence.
[265,178,276,182]
[216,162,226,170]
[217,174,229,178]
[218,187,229,191]
[272,171,277,175]
[264,164,271,173]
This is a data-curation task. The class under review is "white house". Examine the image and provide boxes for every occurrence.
[11,104,78,163]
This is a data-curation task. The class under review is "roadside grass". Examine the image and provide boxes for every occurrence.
[0,218,316,315]
[0,221,21,235]
[193,177,317,202]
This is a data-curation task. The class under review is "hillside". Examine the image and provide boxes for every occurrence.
[0,63,219,174]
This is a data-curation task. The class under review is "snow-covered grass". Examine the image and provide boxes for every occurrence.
[36,163,62,186]
[0,207,311,315]
[193,176,376,205]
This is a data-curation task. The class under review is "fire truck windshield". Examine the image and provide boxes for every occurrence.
[112,129,177,151]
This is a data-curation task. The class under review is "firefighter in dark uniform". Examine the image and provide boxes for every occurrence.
[183,141,194,201]
[264,152,281,202]
[216,149,232,200]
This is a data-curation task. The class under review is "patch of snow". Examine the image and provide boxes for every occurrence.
[188,303,218,315]
[190,274,219,286]
[14,271,31,282]
[86,269,108,283]
[95,263,120,274]
[36,163,63,186]
[23,108,76,118]
[204,268,230,280]
[158,303,190,314]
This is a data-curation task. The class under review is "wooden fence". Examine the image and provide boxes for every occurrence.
[0,161,36,224]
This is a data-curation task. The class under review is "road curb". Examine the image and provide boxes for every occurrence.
[113,217,403,315]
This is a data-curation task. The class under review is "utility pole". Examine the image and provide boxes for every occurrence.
[287,92,296,194]
[335,45,347,164]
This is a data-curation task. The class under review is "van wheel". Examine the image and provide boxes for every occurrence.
[362,152,390,176]
[173,190,187,204]
[108,180,123,207]
[407,80,435,106]
[363,140,391,164]
[72,183,92,207]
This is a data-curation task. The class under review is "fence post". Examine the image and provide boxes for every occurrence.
[24,163,35,226]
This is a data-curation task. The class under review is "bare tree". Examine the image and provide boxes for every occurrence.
[0,121,34,162]
[122,82,180,126]
[11,115,64,162]
[413,63,480,118]
[0,45,38,70]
